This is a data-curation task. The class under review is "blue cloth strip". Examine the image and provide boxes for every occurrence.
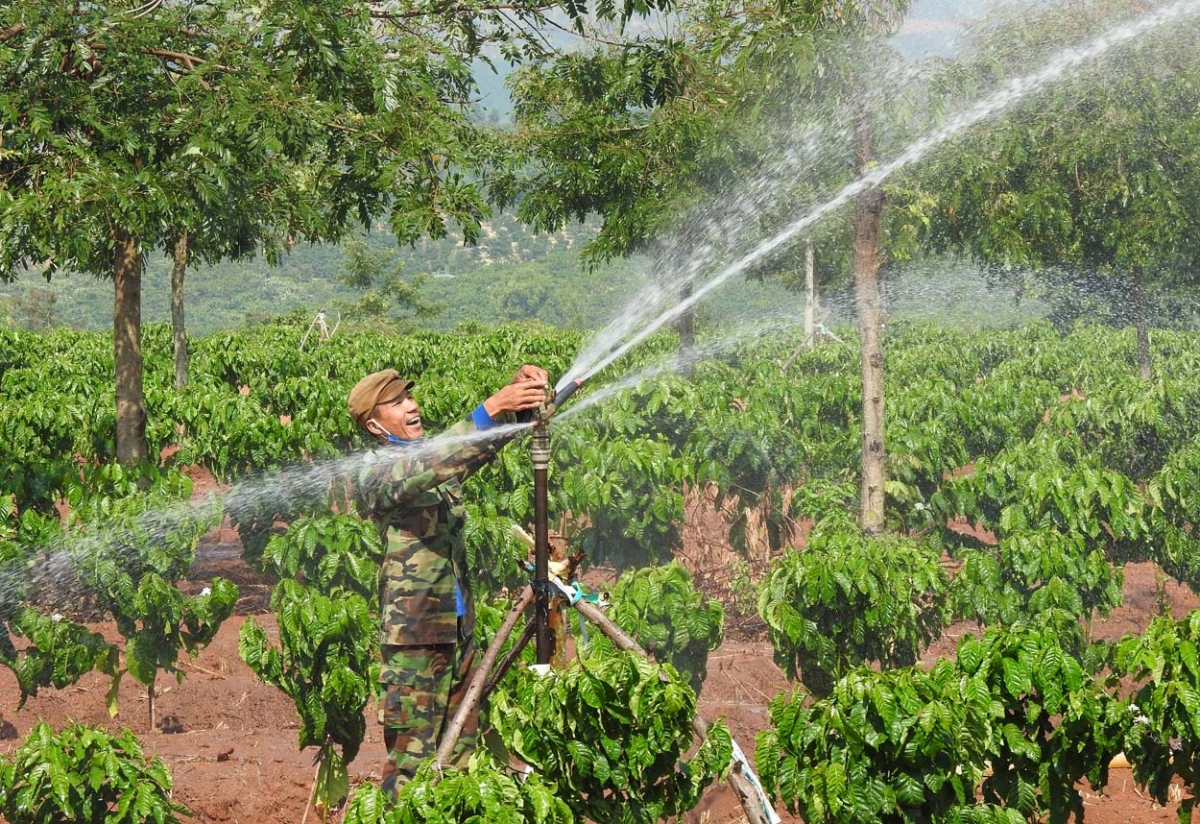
[471,403,496,431]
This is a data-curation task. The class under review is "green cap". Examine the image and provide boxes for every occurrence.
[347,369,414,429]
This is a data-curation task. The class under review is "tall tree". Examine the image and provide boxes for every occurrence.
[170,233,189,390]
[749,22,916,534]
[2,0,627,463]
[714,2,914,535]
[491,0,913,531]
[893,0,1200,379]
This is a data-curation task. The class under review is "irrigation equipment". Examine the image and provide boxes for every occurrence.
[529,378,585,664]
[433,553,779,824]
[431,375,780,823]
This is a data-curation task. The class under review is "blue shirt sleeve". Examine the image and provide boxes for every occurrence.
[455,580,468,617]
[471,402,497,431]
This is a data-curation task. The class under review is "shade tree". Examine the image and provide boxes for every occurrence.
[892,0,1200,379]
[0,0,672,465]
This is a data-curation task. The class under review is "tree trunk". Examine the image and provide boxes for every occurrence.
[113,230,148,465]
[1132,276,1151,381]
[804,239,816,347]
[677,279,695,379]
[171,232,190,389]
[853,123,886,536]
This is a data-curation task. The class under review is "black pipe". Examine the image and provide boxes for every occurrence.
[533,464,551,663]
[551,378,584,411]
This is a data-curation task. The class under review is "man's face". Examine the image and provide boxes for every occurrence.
[369,392,424,441]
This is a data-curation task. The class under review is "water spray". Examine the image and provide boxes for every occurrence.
[558,0,1200,389]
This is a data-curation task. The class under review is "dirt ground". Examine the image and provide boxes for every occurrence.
[0,480,1195,823]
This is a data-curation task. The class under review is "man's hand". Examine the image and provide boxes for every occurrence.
[483,378,547,418]
[512,364,549,386]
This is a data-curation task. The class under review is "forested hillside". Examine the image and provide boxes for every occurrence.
[0,212,806,333]
[0,198,1049,336]
[0,236,1047,336]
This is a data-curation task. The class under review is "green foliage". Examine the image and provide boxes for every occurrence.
[493,0,913,270]
[0,0,495,281]
[894,0,1200,330]
[261,513,383,606]
[333,238,443,331]
[58,466,236,715]
[488,650,731,823]
[461,497,534,597]
[788,479,860,531]
[0,607,118,709]
[758,660,994,823]
[117,575,238,698]
[0,721,188,824]
[239,579,378,811]
[593,561,724,694]
[558,429,686,568]
[1114,609,1200,822]
[950,531,1123,651]
[956,624,1125,822]
[758,525,949,696]
[1145,440,1200,591]
[761,624,1124,824]
[342,754,575,824]
[939,430,1152,562]
[19,318,1200,824]
[493,35,717,265]
[64,464,210,583]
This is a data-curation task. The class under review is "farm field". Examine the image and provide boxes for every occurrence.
[9,321,1200,822]
[6,0,1200,820]
[0,492,1194,823]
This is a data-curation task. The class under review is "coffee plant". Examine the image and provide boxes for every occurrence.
[343,754,574,824]
[0,721,188,824]
[758,660,995,823]
[260,513,383,605]
[590,561,724,694]
[758,524,950,696]
[1114,608,1200,822]
[0,606,118,708]
[240,579,378,811]
[956,624,1125,822]
[949,531,1123,650]
[59,465,237,722]
[487,650,732,823]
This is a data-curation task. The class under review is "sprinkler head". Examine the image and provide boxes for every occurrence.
[534,378,584,427]
[551,378,584,410]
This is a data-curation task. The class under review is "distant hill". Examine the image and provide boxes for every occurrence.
[0,209,811,335]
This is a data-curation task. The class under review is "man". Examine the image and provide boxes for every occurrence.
[348,365,548,796]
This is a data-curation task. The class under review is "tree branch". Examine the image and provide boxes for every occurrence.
[0,23,25,42]
[537,13,626,49]
[371,2,527,20]
[87,42,231,78]
[515,122,653,140]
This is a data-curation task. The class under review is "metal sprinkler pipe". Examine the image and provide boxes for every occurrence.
[529,407,553,665]
[550,377,584,413]
[527,377,584,665]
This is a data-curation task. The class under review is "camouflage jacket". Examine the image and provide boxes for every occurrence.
[357,410,518,646]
